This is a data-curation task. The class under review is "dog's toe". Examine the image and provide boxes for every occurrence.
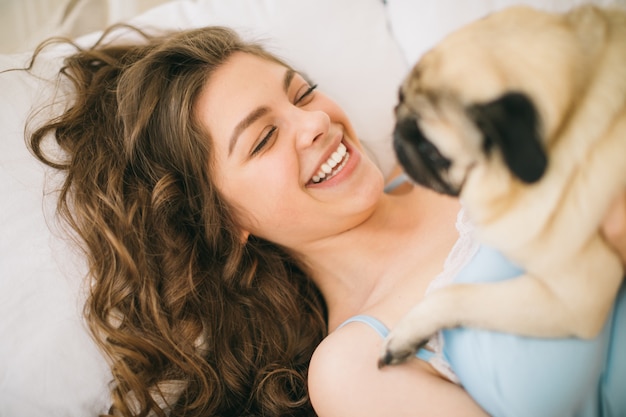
[378,348,410,368]
[378,337,429,369]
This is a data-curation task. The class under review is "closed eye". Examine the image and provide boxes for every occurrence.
[295,84,317,105]
[251,125,277,156]
[249,83,317,157]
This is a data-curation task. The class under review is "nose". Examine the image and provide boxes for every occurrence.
[291,107,330,150]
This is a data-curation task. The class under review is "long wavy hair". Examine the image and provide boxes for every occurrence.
[27,25,327,417]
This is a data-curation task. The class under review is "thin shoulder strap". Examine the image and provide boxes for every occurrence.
[338,314,390,338]
[337,314,435,362]
[384,172,411,194]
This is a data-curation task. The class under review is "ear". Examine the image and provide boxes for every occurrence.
[468,92,547,183]
[240,229,250,244]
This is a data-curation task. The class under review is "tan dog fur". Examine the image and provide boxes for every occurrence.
[381,5,626,366]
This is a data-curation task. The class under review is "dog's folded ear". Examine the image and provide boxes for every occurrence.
[468,92,547,183]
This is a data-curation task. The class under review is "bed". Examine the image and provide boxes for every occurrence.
[0,0,622,415]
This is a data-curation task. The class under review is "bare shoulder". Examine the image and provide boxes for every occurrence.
[308,322,487,417]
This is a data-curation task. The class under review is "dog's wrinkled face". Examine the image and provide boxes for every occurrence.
[392,7,556,197]
[394,83,548,197]
[393,110,456,195]
[393,85,484,197]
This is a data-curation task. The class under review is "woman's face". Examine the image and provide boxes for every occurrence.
[196,52,384,250]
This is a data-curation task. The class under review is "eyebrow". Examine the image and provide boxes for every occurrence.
[228,68,296,156]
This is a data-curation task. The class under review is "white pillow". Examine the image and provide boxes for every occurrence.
[386,0,626,66]
[0,1,407,416]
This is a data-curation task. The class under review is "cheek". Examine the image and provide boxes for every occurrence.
[216,157,300,234]
[231,190,310,245]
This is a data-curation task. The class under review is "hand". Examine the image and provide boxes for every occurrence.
[602,191,626,266]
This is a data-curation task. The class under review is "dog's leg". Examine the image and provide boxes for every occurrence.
[380,236,623,367]
[379,275,562,367]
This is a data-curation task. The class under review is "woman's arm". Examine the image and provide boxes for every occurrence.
[308,323,488,417]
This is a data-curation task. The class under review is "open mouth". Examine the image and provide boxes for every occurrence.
[310,142,350,184]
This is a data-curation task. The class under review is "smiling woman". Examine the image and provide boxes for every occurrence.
[27,26,331,417]
[199,51,384,249]
[23,21,472,417]
[0,2,412,416]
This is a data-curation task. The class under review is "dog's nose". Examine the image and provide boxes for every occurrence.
[394,115,421,144]
[394,116,449,167]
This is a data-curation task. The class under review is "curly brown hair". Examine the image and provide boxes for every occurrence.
[27,25,327,417]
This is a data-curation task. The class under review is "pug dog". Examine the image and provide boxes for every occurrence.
[380,4,626,367]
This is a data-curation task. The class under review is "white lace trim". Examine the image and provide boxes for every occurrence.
[424,208,480,384]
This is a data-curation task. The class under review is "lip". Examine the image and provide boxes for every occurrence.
[306,137,360,188]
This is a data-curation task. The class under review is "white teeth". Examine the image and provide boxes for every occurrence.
[311,142,349,184]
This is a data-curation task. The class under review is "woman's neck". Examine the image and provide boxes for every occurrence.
[298,186,461,330]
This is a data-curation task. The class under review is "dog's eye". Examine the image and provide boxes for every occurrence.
[418,141,450,169]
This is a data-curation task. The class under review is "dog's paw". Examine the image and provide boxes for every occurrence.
[378,334,430,368]
[379,295,451,368]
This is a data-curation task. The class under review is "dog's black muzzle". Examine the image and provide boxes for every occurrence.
[393,114,458,196]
